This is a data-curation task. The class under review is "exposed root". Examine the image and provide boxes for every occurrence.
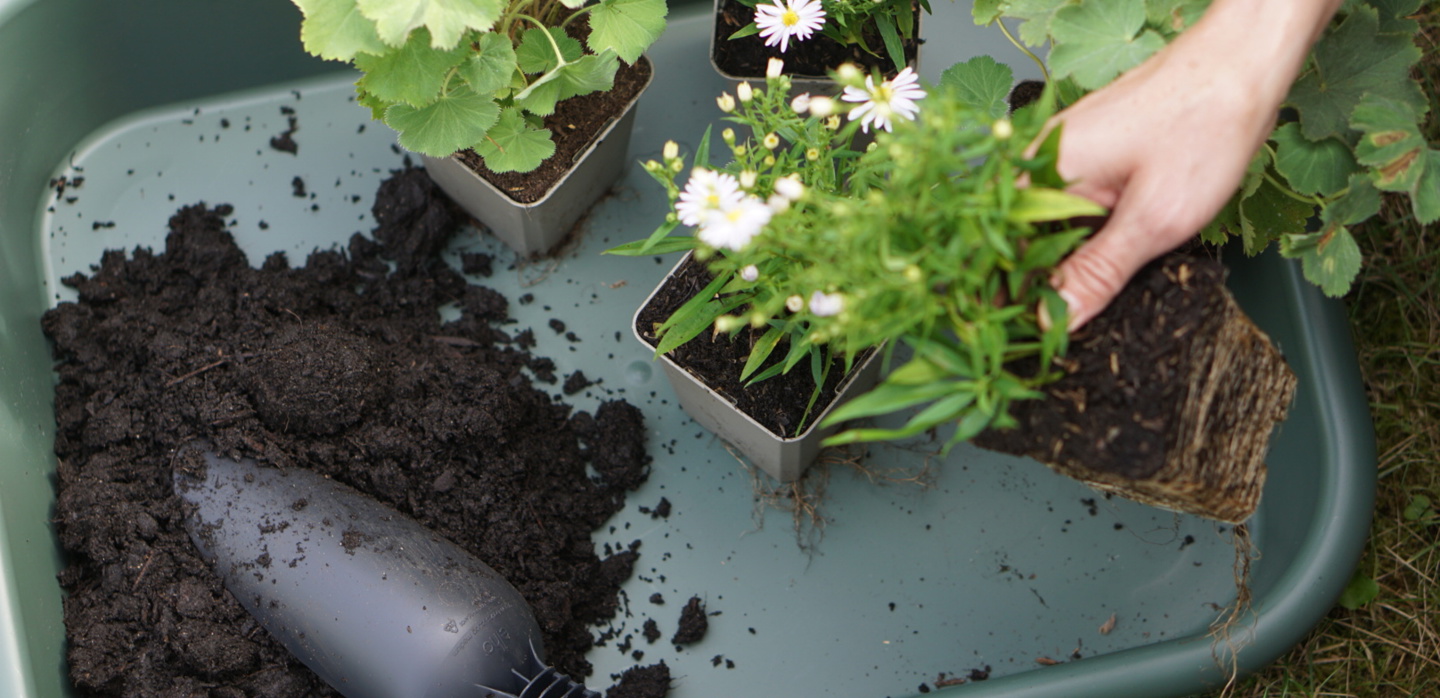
[1209,523,1259,696]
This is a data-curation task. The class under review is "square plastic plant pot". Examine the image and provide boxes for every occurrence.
[0,1,1376,697]
[420,58,653,259]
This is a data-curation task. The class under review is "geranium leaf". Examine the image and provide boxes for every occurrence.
[1287,5,1425,141]
[516,27,583,74]
[1413,150,1440,225]
[355,27,467,107]
[588,0,668,64]
[1239,175,1316,255]
[1004,0,1076,47]
[1351,94,1427,192]
[1272,122,1357,197]
[474,108,556,173]
[355,0,505,48]
[294,0,387,61]
[460,32,518,97]
[384,87,500,157]
[1145,0,1206,35]
[971,0,1005,25]
[939,55,1014,120]
[1047,0,1164,90]
[556,50,620,100]
[1280,224,1362,297]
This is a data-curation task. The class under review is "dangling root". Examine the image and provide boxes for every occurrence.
[1209,523,1259,696]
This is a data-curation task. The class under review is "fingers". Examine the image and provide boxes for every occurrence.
[1046,200,1183,332]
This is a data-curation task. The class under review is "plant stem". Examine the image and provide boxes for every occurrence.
[1262,170,1324,207]
[515,13,570,66]
[995,19,1049,84]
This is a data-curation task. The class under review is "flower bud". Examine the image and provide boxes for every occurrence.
[643,159,662,173]
[733,145,747,158]
[721,128,737,146]
[762,132,780,150]
[714,315,745,333]
[824,115,841,130]
[808,96,836,118]
[671,159,685,173]
[766,57,785,79]
[716,93,736,113]
[662,141,679,160]
[766,194,791,213]
[763,154,776,167]
[737,81,754,103]
[790,93,812,114]
[786,295,804,313]
[805,147,820,161]
[739,170,758,189]
[835,63,862,84]
[992,118,1014,140]
[774,175,805,201]
[741,264,759,282]
[904,264,922,283]
[809,291,843,317]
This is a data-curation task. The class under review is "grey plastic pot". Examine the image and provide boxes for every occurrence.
[633,253,885,482]
[421,59,653,258]
[709,0,922,96]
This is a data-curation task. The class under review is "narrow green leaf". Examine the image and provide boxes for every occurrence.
[588,0,668,64]
[1019,228,1089,272]
[947,408,994,444]
[740,327,787,382]
[939,55,1015,120]
[459,32,518,97]
[295,0,387,61]
[355,0,504,48]
[822,381,962,426]
[604,227,694,256]
[1007,188,1107,223]
[472,107,556,173]
[886,356,946,386]
[1271,122,1357,197]
[383,88,500,157]
[875,14,906,73]
[355,27,468,106]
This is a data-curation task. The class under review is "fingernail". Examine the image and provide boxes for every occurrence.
[1058,288,1085,332]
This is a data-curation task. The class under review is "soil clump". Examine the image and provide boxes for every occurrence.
[45,168,654,696]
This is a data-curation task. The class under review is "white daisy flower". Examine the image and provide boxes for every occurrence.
[741,264,760,282]
[698,196,773,251]
[675,169,743,227]
[808,290,844,317]
[773,175,805,201]
[755,0,826,54]
[841,66,925,133]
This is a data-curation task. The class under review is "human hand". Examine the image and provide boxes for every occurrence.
[1043,0,1342,331]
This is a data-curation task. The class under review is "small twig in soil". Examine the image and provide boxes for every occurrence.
[131,550,155,591]
[165,359,229,387]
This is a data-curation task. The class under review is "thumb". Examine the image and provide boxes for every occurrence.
[1047,216,1162,332]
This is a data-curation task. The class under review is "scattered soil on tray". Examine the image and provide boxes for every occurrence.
[671,596,710,646]
[634,254,862,439]
[606,661,672,698]
[711,0,921,80]
[44,167,654,697]
[454,57,653,205]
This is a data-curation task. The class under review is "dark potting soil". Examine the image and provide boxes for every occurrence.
[671,596,709,646]
[44,167,658,697]
[606,661,672,698]
[973,253,1222,480]
[711,0,921,80]
[635,254,861,439]
[454,57,653,206]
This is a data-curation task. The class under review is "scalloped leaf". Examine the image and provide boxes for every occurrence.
[1047,0,1165,90]
[588,0,668,64]
[460,32,518,96]
[1281,224,1361,297]
[1287,5,1425,141]
[354,27,467,107]
[294,0,387,61]
[1005,0,1076,47]
[1238,174,1315,255]
[383,87,500,157]
[1272,122,1357,197]
[355,0,505,48]
[939,55,1014,120]
[1413,150,1440,225]
[1352,94,1427,192]
[515,27,583,74]
[474,108,556,173]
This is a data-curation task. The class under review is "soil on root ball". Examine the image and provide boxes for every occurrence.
[44,167,655,697]
[711,0,921,80]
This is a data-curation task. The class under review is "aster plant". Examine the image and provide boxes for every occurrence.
[732,0,927,73]
[613,59,1106,444]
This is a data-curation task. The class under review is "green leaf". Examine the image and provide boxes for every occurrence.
[1271,122,1357,197]
[354,27,468,107]
[1351,95,1427,192]
[588,0,668,64]
[1047,0,1165,90]
[515,27,583,74]
[971,0,1005,25]
[383,87,500,157]
[1238,176,1316,255]
[1337,571,1380,610]
[473,107,556,173]
[1145,0,1206,34]
[355,0,505,48]
[1019,227,1090,271]
[875,13,906,73]
[1281,225,1362,297]
[1004,0,1076,47]
[821,385,973,441]
[1007,188,1107,223]
[939,55,1015,120]
[740,327,787,382]
[1403,494,1433,522]
[1413,150,1440,225]
[355,86,392,120]
[1287,5,1426,141]
[459,32,518,97]
[295,0,387,61]
[1371,0,1423,34]
[1326,174,1381,226]
[604,228,695,255]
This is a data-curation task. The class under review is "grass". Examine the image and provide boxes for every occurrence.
[1222,8,1440,697]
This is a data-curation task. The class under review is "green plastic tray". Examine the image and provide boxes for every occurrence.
[0,1,1376,696]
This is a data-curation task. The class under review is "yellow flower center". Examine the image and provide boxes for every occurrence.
[782,10,800,26]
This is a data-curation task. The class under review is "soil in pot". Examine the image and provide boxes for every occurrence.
[973,252,1297,523]
[43,167,664,697]
[634,254,860,440]
[453,53,653,205]
[712,0,921,80]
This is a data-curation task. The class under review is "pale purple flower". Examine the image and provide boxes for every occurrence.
[842,66,925,133]
[755,0,826,53]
